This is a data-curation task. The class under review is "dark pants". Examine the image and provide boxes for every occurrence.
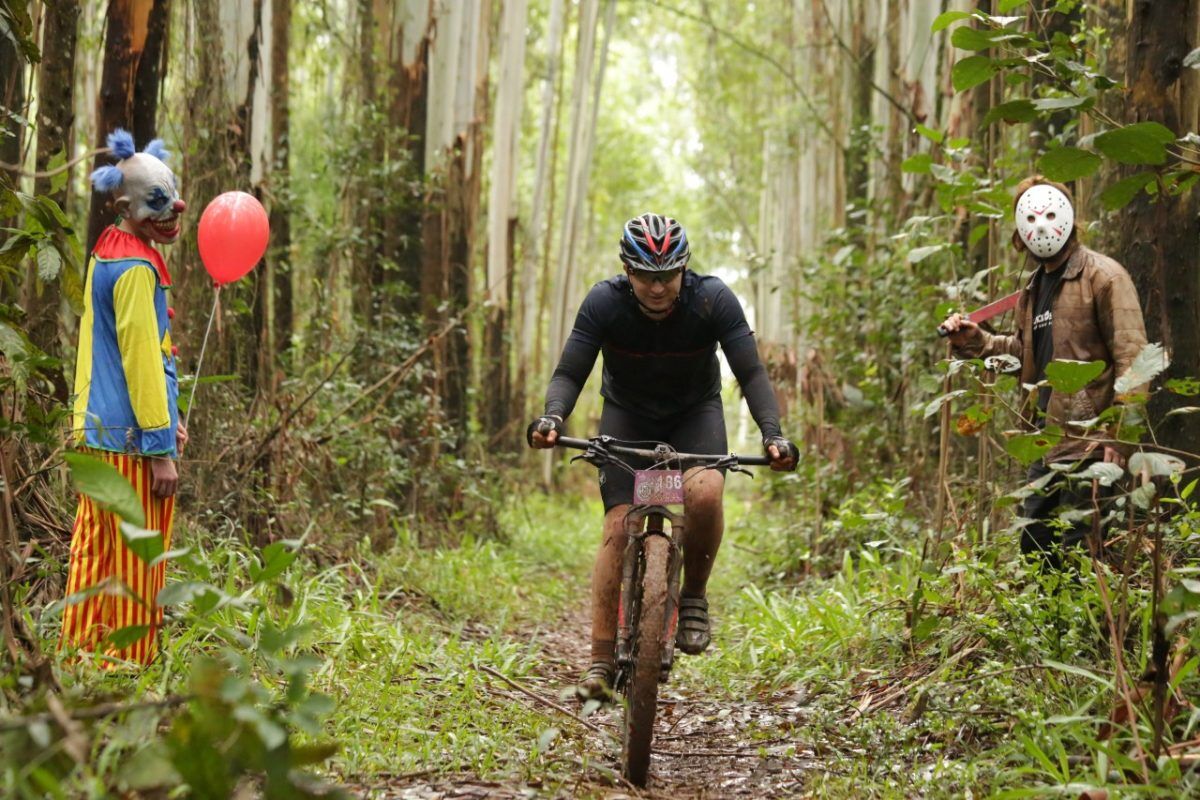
[1020,460,1113,569]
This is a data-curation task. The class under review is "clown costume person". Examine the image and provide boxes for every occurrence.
[60,129,188,665]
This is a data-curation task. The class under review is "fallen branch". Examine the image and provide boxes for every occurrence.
[475,663,617,743]
[0,694,189,733]
[0,147,110,178]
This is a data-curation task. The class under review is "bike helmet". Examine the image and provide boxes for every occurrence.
[619,213,691,272]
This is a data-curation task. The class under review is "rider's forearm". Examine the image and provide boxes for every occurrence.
[723,334,782,439]
[543,332,599,419]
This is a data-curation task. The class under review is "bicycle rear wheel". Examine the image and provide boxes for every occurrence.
[621,532,669,786]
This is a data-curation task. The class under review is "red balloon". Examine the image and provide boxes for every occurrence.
[197,191,270,286]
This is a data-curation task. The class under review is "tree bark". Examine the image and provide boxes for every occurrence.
[85,0,166,255]
[24,0,80,364]
[268,0,292,362]
[1121,0,1200,450]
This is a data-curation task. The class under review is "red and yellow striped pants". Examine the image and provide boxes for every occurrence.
[59,450,175,666]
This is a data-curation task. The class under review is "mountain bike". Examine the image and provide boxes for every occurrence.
[553,434,769,786]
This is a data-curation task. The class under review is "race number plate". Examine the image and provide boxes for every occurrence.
[633,469,685,505]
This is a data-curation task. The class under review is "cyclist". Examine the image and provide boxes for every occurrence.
[527,213,798,700]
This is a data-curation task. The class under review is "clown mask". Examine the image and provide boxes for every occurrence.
[90,129,186,245]
[1014,184,1074,259]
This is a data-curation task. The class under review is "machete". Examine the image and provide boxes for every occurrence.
[937,290,1021,337]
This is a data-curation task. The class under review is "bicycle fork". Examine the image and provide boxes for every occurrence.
[616,508,685,684]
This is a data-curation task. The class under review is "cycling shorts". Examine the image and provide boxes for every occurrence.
[597,398,728,511]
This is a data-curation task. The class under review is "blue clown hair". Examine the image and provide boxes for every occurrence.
[107,128,136,160]
[90,164,124,193]
[143,139,170,162]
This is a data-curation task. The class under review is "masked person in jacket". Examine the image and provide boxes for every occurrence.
[527,213,799,700]
[61,129,187,665]
[941,176,1148,568]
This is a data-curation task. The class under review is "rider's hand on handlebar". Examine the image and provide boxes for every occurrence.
[764,436,799,472]
[526,415,564,449]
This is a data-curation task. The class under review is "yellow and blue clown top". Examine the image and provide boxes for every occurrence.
[72,226,179,458]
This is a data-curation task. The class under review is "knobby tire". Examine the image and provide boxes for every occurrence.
[622,533,669,786]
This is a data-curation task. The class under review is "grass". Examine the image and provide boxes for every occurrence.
[12,475,1200,798]
[679,478,1199,799]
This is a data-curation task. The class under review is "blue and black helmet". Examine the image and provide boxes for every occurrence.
[619,213,690,272]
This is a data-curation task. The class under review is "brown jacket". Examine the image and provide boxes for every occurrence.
[955,243,1148,462]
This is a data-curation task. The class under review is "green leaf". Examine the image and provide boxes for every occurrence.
[36,244,62,281]
[932,11,972,33]
[1115,342,1170,395]
[924,389,968,419]
[915,124,944,144]
[1038,146,1102,181]
[1166,378,1200,396]
[999,0,1027,9]
[1094,122,1176,166]
[119,521,165,564]
[908,244,950,264]
[968,224,990,248]
[1031,95,1093,112]
[983,100,1036,127]
[158,580,219,607]
[1005,426,1062,465]
[951,27,997,52]
[901,153,933,174]
[1043,359,1105,394]
[251,541,299,584]
[1129,451,1185,478]
[952,55,996,91]
[290,742,340,767]
[64,451,147,527]
[1041,659,1113,689]
[104,624,151,650]
[1099,173,1156,211]
[46,151,69,196]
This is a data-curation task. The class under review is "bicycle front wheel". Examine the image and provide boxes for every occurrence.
[622,532,669,786]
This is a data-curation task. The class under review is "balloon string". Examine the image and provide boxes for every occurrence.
[185,286,221,431]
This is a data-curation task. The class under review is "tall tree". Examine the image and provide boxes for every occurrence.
[267,0,291,363]
[0,0,30,235]
[23,0,81,363]
[1120,0,1200,450]
[519,0,565,415]
[549,0,603,364]
[482,0,529,442]
[85,0,169,255]
[420,0,490,452]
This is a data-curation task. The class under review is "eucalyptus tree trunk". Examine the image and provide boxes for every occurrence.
[549,0,602,364]
[520,0,564,416]
[1120,0,1200,451]
[483,0,528,443]
[85,0,169,255]
[0,27,22,190]
[420,0,490,452]
[390,1,434,310]
[23,0,80,366]
[267,0,291,363]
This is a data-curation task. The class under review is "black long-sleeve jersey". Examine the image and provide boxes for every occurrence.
[543,271,782,438]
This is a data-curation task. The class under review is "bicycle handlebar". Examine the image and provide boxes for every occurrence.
[553,435,773,467]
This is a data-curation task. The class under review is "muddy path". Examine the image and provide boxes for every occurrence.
[356,604,818,799]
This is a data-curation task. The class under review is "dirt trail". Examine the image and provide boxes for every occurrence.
[364,604,817,799]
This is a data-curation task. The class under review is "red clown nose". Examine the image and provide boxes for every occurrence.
[197,191,269,286]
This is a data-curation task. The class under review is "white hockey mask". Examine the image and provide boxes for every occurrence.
[1015,184,1074,259]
